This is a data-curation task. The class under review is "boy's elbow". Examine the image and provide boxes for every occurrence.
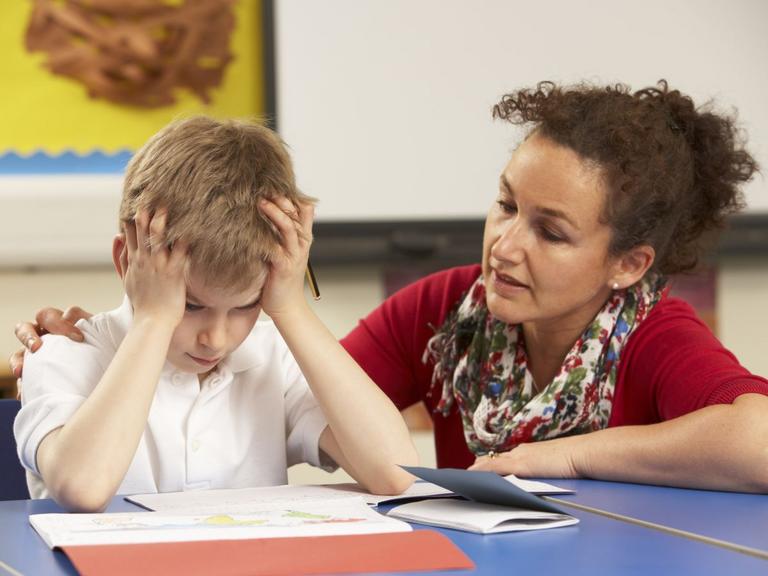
[49,474,114,513]
[39,439,117,512]
[365,472,416,496]
[365,453,419,496]
[380,473,416,496]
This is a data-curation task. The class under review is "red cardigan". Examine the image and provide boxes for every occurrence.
[341,265,768,469]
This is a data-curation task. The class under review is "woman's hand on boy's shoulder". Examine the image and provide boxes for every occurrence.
[10,306,91,398]
[10,306,91,374]
[257,198,314,319]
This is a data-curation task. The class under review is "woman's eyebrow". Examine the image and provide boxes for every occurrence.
[501,174,579,230]
[535,206,580,231]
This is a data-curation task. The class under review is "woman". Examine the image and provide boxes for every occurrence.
[12,80,768,492]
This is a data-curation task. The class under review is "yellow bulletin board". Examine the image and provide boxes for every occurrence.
[0,0,266,157]
[0,0,271,267]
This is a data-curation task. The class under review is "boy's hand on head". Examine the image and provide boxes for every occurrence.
[258,198,314,318]
[124,209,189,328]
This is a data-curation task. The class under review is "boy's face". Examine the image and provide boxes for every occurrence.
[166,270,265,378]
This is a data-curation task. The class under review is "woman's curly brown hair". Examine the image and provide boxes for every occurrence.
[493,80,759,275]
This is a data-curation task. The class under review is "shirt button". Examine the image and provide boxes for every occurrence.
[210,377,222,388]
[172,373,184,386]
[191,439,201,452]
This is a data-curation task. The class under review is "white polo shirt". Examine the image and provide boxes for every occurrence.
[14,298,330,499]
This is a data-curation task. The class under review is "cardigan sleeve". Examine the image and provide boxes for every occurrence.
[341,265,482,411]
[613,297,768,425]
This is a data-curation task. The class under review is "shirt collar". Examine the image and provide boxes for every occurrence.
[219,323,267,373]
[110,296,134,345]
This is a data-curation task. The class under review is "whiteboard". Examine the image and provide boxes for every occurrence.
[275,0,768,221]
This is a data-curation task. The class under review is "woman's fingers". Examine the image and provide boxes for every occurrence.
[14,321,44,352]
[9,348,25,378]
[14,306,86,356]
[36,306,86,341]
[61,306,93,326]
[35,307,78,337]
[11,307,90,379]
[467,456,493,471]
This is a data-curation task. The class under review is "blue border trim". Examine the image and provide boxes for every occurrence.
[0,151,132,174]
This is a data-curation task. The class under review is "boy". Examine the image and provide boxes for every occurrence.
[14,117,417,512]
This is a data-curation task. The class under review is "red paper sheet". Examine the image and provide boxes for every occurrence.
[62,530,474,576]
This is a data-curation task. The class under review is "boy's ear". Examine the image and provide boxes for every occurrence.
[112,233,127,280]
[610,244,656,290]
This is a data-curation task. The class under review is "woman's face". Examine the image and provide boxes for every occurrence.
[482,134,619,332]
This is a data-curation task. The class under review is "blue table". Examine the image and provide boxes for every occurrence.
[1,487,767,576]
[549,479,768,555]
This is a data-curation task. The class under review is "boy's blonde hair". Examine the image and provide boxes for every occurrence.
[120,116,314,292]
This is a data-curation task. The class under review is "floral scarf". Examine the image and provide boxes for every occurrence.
[423,274,667,456]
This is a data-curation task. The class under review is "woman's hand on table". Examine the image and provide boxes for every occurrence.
[469,436,585,478]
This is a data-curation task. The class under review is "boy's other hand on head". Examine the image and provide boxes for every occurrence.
[123,209,189,328]
[258,198,314,318]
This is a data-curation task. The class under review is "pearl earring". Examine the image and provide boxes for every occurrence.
[612,282,620,290]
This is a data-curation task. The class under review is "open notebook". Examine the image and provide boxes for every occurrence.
[28,497,475,576]
[386,466,578,534]
[29,496,410,549]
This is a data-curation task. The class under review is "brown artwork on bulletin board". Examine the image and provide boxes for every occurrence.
[25,0,237,108]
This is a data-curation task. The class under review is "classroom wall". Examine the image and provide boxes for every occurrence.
[276,0,768,222]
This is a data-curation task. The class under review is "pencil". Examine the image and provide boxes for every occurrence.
[305,259,321,300]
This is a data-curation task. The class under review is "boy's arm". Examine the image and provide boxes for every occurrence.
[259,198,418,495]
[37,318,176,511]
[36,210,187,512]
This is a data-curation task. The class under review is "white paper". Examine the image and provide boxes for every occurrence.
[388,499,579,534]
[504,475,574,495]
[127,484,363,513]
[128,478,571,514]
[30,496,411,549]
